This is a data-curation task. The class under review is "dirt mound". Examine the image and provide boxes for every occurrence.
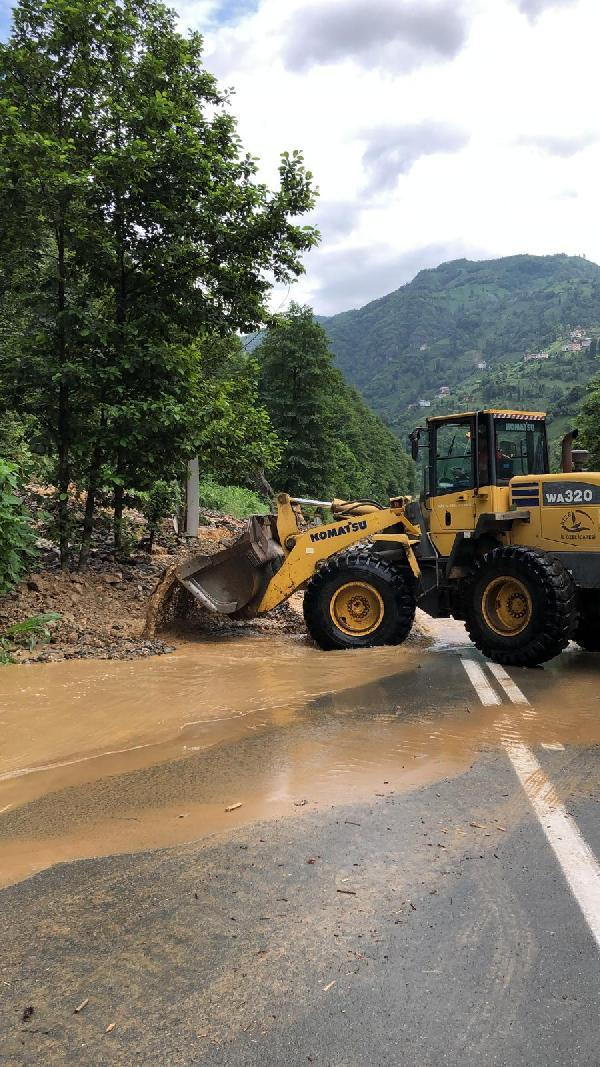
[0,502,299,662]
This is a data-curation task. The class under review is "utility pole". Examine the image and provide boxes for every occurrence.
[185,457,200,536]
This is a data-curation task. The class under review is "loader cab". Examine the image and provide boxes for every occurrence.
[410,410,549,556]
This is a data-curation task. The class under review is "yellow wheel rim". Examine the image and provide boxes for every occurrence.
[330,581,384,637]
[481,576,532,637]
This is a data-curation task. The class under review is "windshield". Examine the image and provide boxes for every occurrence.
[433,419,474,496]
[493,419,547,484]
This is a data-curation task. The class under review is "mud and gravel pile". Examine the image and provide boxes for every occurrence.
[0,497,304,664]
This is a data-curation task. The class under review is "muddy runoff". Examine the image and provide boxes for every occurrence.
[1,625,600,887]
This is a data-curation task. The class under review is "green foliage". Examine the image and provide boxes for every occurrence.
[259,304,339,495]
[578,377,600,466]
[140,480,182,530]
[199,478,269,520]
[195,337,282,485]
[259,304,413,500]
[0,412,37,479]
[320,254,600,441]
[0,0,317,566]
[0,460,37,594]
[327,385,414,500]
[138,479,181,549]
[0,612,61,664]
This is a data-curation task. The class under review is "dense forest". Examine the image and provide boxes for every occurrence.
[258,304,413,501]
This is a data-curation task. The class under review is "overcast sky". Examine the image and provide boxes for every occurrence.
[3,0,600,315]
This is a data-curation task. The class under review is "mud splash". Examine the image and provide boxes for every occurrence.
[1,630,600,887]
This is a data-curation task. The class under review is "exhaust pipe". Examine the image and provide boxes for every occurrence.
[561,429,579,473]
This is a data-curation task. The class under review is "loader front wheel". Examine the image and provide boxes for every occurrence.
[464,547,577,667]
[303,552,416,651]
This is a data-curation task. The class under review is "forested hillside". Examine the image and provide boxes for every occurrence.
[258,305,413,501]
[320,254,600,451]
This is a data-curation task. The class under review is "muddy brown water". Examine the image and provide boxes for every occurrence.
[1,624,600,887]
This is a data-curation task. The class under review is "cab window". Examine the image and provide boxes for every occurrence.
[433,419,474,496]
[493,419,547,485]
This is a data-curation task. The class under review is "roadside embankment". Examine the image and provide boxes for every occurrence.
[0,506,306,663]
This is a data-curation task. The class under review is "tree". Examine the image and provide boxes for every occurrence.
[0,460,37,594]
[259,304,339,496]
[589,338,597,358]
[0,0,318,567]
[194,336,282,487]
[138,479,181,554]
[326,385,414,500]
[259,304,413,500]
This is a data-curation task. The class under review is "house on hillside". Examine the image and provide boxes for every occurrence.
[571,327,586,341]
[563,341,582,353]
[419,343,428,352]
[437,386,450,396]
[524,351,549,362]
[418,399,431,408]
[477,360,487,370]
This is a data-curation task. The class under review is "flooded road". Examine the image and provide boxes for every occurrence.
[1,624,600,887]
[2,624,600,1066]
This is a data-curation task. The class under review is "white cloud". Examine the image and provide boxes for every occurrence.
[514,0,579,19]
[517,131,598,156]
[361,122,469,192]
[183,0,600,315]
[282,0,469,74]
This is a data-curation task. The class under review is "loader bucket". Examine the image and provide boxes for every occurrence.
[175,515,284,619]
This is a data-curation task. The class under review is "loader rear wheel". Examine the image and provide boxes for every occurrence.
[303,551,416,651]
[464,547,577,667]
[574,595,600,652]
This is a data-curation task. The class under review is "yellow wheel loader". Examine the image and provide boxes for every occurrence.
[176,409,600,667]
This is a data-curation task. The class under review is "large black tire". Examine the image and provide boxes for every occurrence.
[303,550,416,651]
[574,594,600,652]
[464,546,577,667]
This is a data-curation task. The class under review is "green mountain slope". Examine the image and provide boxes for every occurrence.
[319,254,600,451]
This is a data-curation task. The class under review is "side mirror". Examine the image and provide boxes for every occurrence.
[409,428,423,462]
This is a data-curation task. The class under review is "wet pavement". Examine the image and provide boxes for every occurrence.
[1,622,600,1064]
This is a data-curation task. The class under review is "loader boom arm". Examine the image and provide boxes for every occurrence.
[257,494,420,613]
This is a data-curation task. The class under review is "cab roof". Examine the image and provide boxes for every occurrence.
[426,409,546,424]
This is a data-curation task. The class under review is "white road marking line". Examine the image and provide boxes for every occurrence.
[504,741,600,951]
[460,658,502,705]
[486,661,530,704]
[460,657,600,952]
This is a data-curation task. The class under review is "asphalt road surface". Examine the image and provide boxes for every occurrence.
[1,629,600,1066]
